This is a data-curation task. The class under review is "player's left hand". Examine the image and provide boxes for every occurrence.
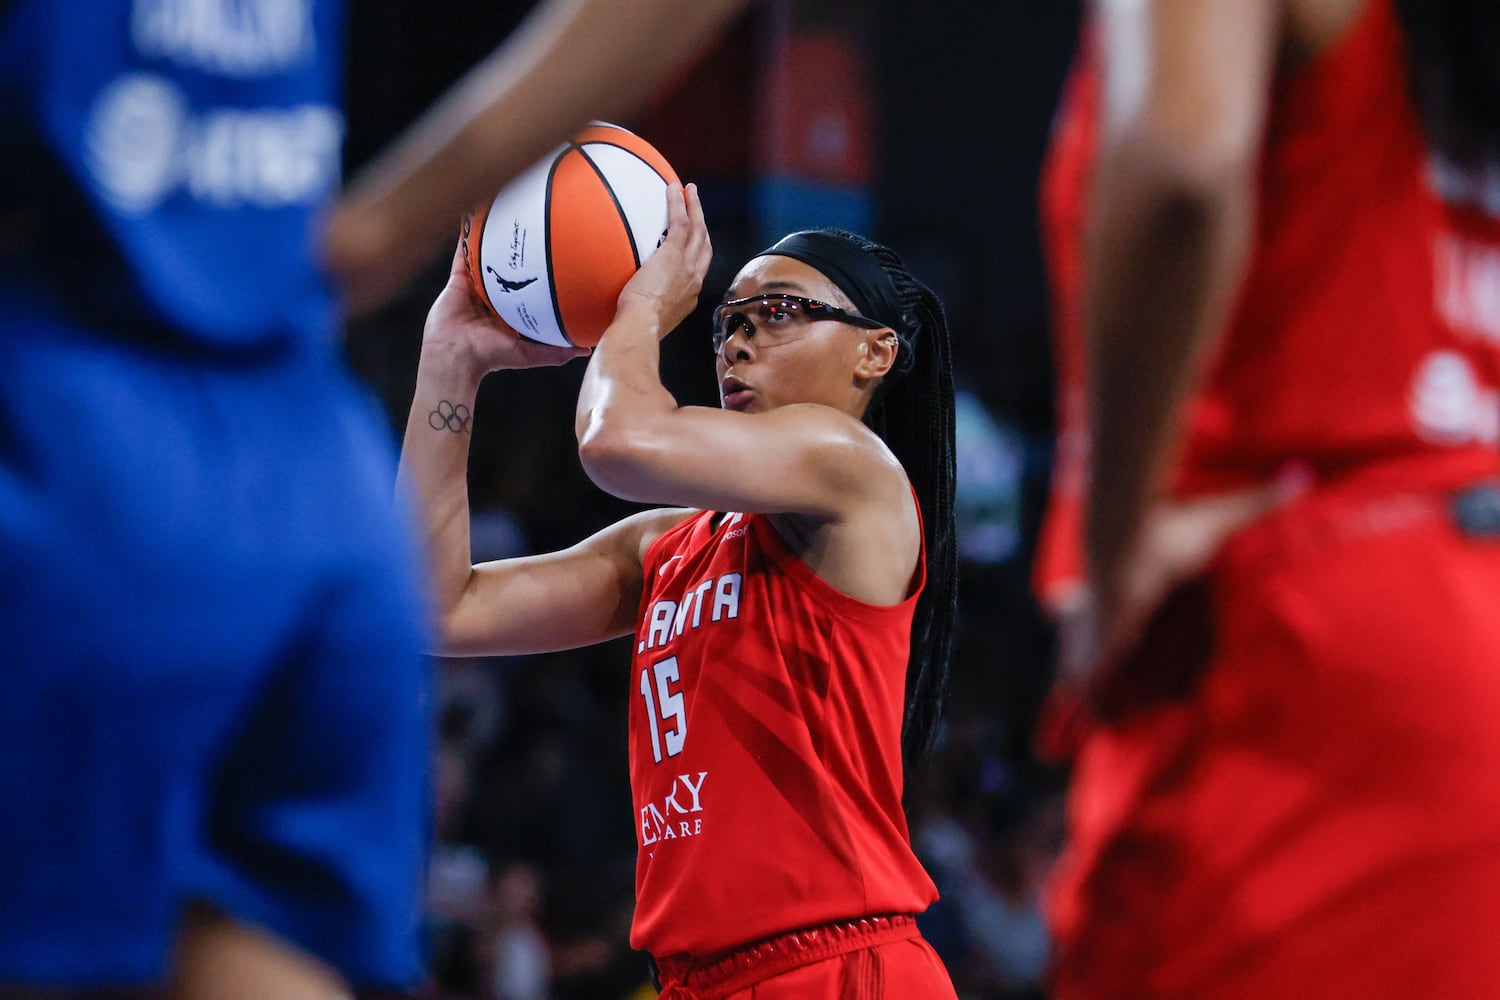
[1062,484,1292,702]
[616,183,713,337]
[424,241,590,374]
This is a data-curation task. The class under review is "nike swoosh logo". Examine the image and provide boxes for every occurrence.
[486,266,538,293]
[658,556,683,577]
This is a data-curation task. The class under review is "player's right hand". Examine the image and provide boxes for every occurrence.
[423,241,590,373]
[616,182,712,339]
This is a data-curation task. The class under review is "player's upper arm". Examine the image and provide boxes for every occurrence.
[577,402,905,522]
[438,507,694,658]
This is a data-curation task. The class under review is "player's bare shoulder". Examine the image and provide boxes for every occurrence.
[630,507,699,566]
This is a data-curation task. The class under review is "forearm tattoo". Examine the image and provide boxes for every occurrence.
[428,400,472,434]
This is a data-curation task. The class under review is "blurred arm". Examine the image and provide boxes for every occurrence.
[325,0,746,314]
[1083,0,1281,621]
[170,906,348,1000]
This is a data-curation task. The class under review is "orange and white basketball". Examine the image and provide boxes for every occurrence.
[461,122,681,348]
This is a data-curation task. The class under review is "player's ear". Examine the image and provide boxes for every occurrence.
[854,328,899,381]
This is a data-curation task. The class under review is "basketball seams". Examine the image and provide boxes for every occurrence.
[576,143,643,268]
[574,122,679,185]
[542,145,577,348]
[578,140,673,186]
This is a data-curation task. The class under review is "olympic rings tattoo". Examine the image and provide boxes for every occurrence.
[428,400,472,434]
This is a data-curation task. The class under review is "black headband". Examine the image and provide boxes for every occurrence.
[756,231,905,336]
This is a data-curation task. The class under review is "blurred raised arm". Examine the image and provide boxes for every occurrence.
[1083,0,1281,643]
[326,0,747,314]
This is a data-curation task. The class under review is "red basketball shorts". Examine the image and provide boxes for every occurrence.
[652,915,956,1000]
[1048,480,1500,999]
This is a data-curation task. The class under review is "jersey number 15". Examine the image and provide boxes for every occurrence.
[640,656,686,763]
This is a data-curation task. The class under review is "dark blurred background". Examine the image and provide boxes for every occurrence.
[344,2,1083,997]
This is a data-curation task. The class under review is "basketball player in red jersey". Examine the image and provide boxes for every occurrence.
[398,184,960,998]
[1038,0,1500,995]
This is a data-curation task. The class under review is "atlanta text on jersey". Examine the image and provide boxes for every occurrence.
[638,572,742,654]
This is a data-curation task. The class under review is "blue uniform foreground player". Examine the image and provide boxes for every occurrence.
[0,0,432,993]
[0,0,744,996]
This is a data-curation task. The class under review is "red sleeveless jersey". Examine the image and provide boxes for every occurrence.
[1036,0,1500,605]
[627,509,937,958]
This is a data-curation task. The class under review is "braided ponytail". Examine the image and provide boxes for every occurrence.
[818,230,959,770]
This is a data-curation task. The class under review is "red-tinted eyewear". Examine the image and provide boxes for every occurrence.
[711,294,888,354]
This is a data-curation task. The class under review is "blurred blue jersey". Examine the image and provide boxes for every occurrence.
[0,0,432,989]
[0,0,344,350]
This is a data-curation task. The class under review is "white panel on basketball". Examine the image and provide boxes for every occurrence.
[578,142,672,266]
[477,147,567,347]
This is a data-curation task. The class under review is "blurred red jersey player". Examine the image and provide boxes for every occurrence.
[1037,0,1500,996]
